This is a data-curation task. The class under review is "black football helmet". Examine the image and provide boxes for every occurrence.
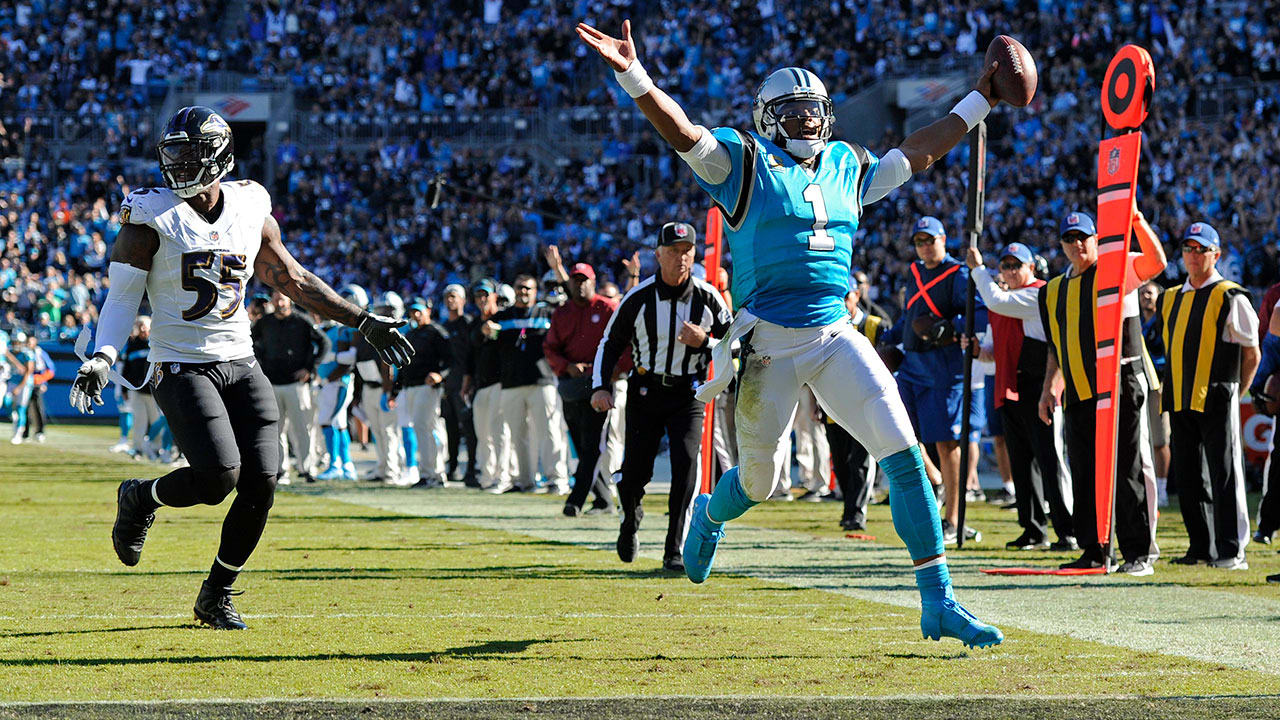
[156,106,234,198]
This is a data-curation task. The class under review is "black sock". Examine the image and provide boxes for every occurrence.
[150,467,206,508]
[135,479,162,513]
[207,559,239,588]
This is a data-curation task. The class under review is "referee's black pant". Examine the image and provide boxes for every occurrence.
[619,374,704,562]
[826,422,872,528]
[1001,372,1073,543]
[1063,363,1155,563]
[1170,384,1248,561]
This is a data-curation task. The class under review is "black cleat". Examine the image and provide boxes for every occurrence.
[193,581,248,630]
[662,555,685,573]
[617,505,643,563]
[112,479,155,567]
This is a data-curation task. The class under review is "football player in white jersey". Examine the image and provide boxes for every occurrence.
[68,106,414,629]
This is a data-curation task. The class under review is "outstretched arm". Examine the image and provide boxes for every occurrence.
[897,63,999,173]
[256,215,414,367]
[577,20,701,153]
[256,215,364,327]
[1128,210,1167,287]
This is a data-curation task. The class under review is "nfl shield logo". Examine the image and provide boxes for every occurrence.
[1068,213,1079,225]
[1190,223,1202,235]
[170,363,181,374]
[917,219,929,229]
[210,231,220,242]
[1107,147,1121,175]
[675,225,689,238]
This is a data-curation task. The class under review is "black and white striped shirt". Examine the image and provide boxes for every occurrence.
[592,274,733,390]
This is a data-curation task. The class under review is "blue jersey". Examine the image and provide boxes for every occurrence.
[317,325,356,379]
[694,128,880,328]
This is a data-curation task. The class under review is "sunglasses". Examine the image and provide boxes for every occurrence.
[998,261,1024,271]
[912,235,938,246]
[516,285,537,291]
[1060,232,1089,245]
[1180,243,1214,254]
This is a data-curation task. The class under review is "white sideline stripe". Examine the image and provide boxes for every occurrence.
[316,488,1280,675]
[0,611,816,622]
[6,692,1277,707]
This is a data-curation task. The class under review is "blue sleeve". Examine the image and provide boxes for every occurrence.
[1251,333,1280,395]
[883,320,902,346]
[692,127,752,224]
[856,145,882,202]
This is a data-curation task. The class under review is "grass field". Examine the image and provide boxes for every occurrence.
[2,425,1279,719]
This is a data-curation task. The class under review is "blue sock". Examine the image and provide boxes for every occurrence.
[880,446,952,603]
[914,561,954,604]
[322,426,338,469]
[339,429,352,466]
[14,405,27,431]
[706,466,758,525]
[119,411,134,441]
[402,427,418,469]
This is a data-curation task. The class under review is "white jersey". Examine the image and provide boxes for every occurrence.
[120,180,271,363]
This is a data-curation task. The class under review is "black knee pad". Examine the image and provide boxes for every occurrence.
[194,466,240,505]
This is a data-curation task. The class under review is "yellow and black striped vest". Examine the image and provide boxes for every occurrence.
[1038,264,1143,407]
[1157,279,1248,413]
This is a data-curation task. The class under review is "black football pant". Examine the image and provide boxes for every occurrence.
[150,358,280,578]
[618,377,703,561]
[23,388,46,437]
[1001,373,1073,542]
[562,395,612,511]
[442,388,477,481]
[826,422,872,527]
[1063,363,1155,563]
[1170,385,1248,561]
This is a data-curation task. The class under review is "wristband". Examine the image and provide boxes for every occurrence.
[614,60,655,99]
[950,90,991,132]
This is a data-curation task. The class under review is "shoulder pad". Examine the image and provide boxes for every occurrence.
[226,179,273,215]
[119,187,174,226]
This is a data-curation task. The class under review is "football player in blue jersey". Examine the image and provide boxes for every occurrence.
[579,20,1014,648]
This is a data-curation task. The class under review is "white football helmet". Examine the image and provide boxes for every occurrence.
[340,284,369,310]
[374,291,404,319]
[752,67,835,159]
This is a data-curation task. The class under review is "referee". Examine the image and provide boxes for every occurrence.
[1157,223,1258,570]
[1037,211,1166,575]
[591,222,731,573]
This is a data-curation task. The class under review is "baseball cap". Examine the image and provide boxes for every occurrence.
[472,279,495,294]
[407,296,430,313]
[912,216,945,239]
[443,283,465,298]
[1184,221,1220,249]
[1060,211,1097,237]
[658,221,697,247]
[569,263,595,279]
[1000,243,1035,264]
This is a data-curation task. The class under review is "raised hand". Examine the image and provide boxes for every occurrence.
[358,312,415,368]
[543,244,563,272]
[622,251,640,276]
[576,20,637,73]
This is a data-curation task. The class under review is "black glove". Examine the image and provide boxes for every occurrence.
[358,312,414,367]
[69,354,112,414]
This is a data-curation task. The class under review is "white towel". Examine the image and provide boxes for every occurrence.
[694,309,759,404]
[75,326,154,392]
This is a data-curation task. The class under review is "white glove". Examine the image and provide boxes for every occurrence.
[69,355,112,414]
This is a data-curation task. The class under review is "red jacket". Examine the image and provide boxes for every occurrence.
[990,278,1045,408]
[544,295,633,378]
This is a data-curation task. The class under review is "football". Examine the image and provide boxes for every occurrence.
[985,35,1038,107]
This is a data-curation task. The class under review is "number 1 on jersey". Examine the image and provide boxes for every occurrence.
[802,183,833,251]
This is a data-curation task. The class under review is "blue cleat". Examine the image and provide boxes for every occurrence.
[683,494,726,584]
[921,598,1004,649]
[314,466,344,482]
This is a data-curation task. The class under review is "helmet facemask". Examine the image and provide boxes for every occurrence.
[759,94,834,159]
[157,133,234,198]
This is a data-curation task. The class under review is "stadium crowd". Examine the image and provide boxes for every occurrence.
[4,0,1280,576]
